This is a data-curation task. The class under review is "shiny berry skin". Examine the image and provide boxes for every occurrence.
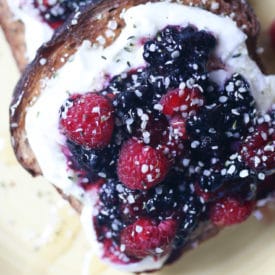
[117,139,169,190]
[210,197,255,227]
[160,87,204,117]
[120,218,177,258]
[60,93,114,149]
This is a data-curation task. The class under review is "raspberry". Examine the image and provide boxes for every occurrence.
[117,139,169,190]
[240,122,275,172]
[210,197,255,227]
[160,87,204,117]
[120,218,177,258]
[269,20,275,49]
[60,93,114,149]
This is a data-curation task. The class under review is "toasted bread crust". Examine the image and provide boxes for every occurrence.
[0,0,27,71]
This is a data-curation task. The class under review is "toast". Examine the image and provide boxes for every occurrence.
[9,0,275,272]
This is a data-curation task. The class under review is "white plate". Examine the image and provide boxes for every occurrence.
[0,1,274,274]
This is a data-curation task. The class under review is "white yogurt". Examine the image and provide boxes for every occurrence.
[23,1,275,272]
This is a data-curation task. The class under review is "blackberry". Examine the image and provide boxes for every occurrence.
[198,157,258,200]
[186,106,223,138]
[113,90,143,113]
[174,192,203,249]
[199,170,225,193]
[143,26,216,73]
[220,74,256,138]
[145,183,179,219]
[34,0,96,27]
[186,107,228,162]
[67,140,119,179]
[96,209,123,242]
[99,180,119,207]
[199,78,220,104]
[147,71,169,95]
[108,70,149,95]
[111,71,155,126]
[96,179,128,242]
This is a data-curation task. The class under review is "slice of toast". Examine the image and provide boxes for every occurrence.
[9,0,275,272]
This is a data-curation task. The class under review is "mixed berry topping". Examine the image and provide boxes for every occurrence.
[59,26,275,264]
[32,0,95,29]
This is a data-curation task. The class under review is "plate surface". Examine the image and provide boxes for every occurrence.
[0,1,274,274]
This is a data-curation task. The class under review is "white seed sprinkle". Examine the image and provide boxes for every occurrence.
[141,164,149,174]
[155,247,164,254]
[244,113,250,124]
[171,50,180,58]
[96,35,106,45]
[211,2,220,10]
[179,82,186,90]
[71,19,78,25]
[239,169,249,178]
[92,106,100,113]
[225,82,234,92]
[116,184,124,192]
[149,44,157,52]
[191,140,200,148]
[231,109,240,116]
[135,225,143,233]
[227,165,236,175]
[127,195,135,204]
[258,173,266,181]
[153,104,163,111]
[39,58,47,65]
[134,89,142,97]
[108,20,118,30]
[203,170,211,176]
[147,174,154,182]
